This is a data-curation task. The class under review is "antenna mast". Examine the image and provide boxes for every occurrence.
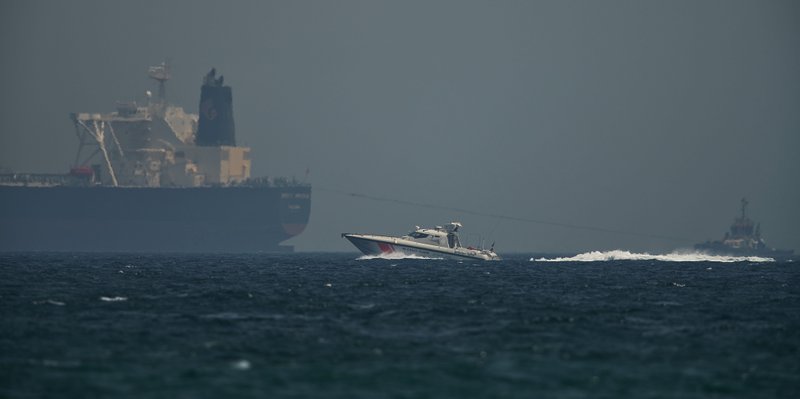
[147,62,171,109]
[740,197,748,219]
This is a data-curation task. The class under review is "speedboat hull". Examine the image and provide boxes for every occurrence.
[342,233,500,261]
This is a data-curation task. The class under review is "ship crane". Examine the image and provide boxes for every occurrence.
[70,115,120,187]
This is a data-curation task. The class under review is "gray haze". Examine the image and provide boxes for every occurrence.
[1,0,798,253]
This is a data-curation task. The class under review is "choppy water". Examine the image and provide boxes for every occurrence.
[1,252,798,398]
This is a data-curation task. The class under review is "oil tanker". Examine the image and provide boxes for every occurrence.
[0,64,310,252]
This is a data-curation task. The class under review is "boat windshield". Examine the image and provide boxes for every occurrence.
[409,232,429,239]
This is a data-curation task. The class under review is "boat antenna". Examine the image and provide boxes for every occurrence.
[740,197,748,219]
[318,186,692,243]
[148,61,171,109]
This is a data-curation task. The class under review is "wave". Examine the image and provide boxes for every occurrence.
[532,250,775,263]
[100,296,128,302]
[231,359,251,371]
[33,299,66,306]
[357,253,443,260]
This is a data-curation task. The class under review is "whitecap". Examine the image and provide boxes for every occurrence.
[100,296,128,302]
[33,299,66,306]
[532,250,774,263]
[231,359,251,370]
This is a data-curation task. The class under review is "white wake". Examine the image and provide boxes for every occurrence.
[99,296,128,302]
[532,250,774,263]
[357,253,443,260]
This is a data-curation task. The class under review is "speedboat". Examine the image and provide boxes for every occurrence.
[342,222,500,260]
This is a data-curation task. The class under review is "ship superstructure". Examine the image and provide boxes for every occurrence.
[69,64,251,188]
[0,64,310,252]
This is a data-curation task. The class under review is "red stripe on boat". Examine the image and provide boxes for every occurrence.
[377,242,393,253]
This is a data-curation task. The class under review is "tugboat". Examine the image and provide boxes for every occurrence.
[342,222,500,260]
[695,198,793,258]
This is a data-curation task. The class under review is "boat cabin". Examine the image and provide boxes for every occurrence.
[404,222,462,249]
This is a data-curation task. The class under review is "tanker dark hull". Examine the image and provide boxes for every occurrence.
[0,185,310,252]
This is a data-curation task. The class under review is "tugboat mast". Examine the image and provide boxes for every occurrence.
[740,197,748,220]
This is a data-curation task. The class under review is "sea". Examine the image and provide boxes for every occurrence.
[1,251,798,398]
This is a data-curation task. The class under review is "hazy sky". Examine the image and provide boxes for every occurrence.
[1,0,798,253]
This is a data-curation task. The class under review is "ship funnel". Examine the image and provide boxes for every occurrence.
[196,68,236,146]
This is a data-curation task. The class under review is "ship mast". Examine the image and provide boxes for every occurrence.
[740,197,748,220]
[147,62,171,114]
